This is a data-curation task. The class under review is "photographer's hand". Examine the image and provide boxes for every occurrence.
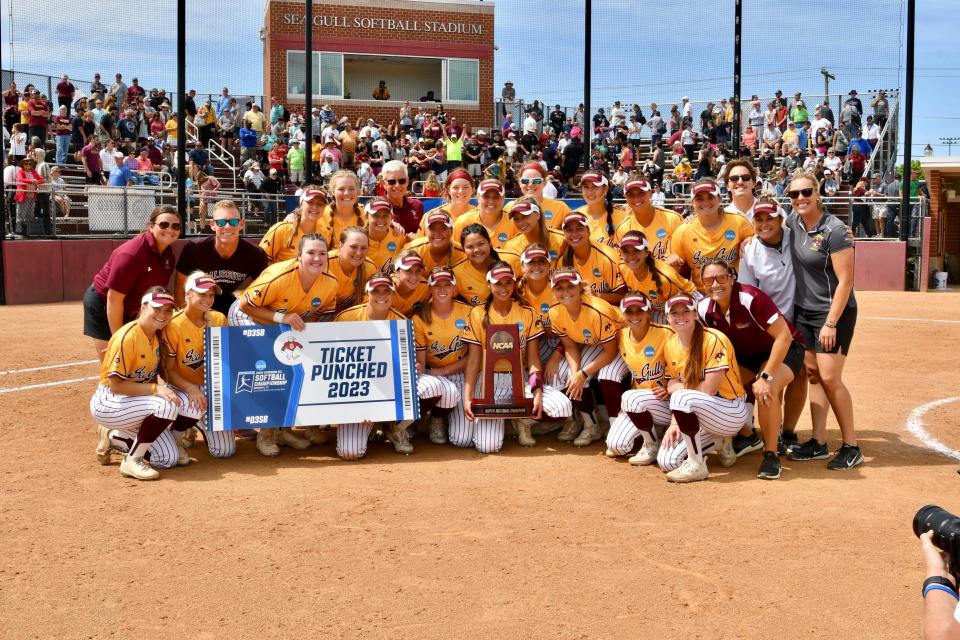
[922,531,955,582]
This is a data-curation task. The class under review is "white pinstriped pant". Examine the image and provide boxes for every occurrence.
[656,389,748,472]
[550,343,629,388]
[538,336,559,367]
[335,372,460,460]
[466,372,573,454]
[169,385,236,459]
[89,384,181,469]
[227,298,255,326]
[605,389,673,456]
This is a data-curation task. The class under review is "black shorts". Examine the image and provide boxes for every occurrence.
[85,171,102,185]
[794,304,857,355]
[739,339,806,378]
[82,285,112,341]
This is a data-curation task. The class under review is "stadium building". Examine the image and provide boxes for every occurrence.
[262,0,495,129]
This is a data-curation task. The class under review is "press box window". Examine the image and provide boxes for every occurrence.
[286,51,343,98]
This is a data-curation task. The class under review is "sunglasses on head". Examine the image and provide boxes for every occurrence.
[728,174,753,183]
[519,177,544,185]
[787,187,815,199]
[153,220,182,230]
[213,218,241,228]
[385,178,408,186]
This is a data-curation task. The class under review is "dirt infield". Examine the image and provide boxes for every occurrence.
[1,291,958,639]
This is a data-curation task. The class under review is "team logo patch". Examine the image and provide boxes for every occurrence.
[498,232,508,243]
[311,297,322,307]
[593,268,602,278]
[255,360,267,371]
[387,241,397,251]
[656,228,667,239]
[549,250,558,260]
[274,331,305,365]
[544,211,553,220]
[648,290,658,300]
[724,229,736,241]
[541,303,550,314]
[517,322,525,333]
[582,329,593,341]
[644,346,655,358]
[454,318,467,330]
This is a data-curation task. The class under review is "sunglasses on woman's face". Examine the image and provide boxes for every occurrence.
[519,177,544,185]
[213,218,241,227]
[385,178,407,186]
[702,274,732,285]
[154,220,182,231]
[787,187,815,199]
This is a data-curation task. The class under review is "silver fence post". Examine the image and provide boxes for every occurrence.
[123,187,129,235]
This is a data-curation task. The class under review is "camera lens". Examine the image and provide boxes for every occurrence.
[914,505,960,549]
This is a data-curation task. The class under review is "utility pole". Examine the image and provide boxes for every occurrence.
[940,137,960,156]
[820,68,835,109]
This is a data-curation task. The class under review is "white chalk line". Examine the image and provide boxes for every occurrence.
[0,376,99,395]
[905,397,960,460]
[861,316,960,324]
[0,360,98,376]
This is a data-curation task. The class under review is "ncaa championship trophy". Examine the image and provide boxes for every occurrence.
[471,324,534,418]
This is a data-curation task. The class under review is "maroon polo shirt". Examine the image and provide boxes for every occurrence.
[93,232,177,320]
[391,196,424,235]
[697,283,802,363]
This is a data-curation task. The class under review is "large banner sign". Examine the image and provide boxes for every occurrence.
[206,321,418,431]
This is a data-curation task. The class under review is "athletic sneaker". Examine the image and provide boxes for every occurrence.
[428,417,448,445]
[604,448,619,458]
[573,421,602,447]
[757,451,782,480]
[119,455,160,481]
[778,431,799,456]
[387,428,414,454]
[827,444,864,470]
[174,433,191,466]
[666,457,710,483]
[557,418,581,442]
[628,443,659,466]
[96,425,114,465]
[732,429,763,457]
[787,438,830,461]
[717,436,737,468]
[277,429,311,450]
[303,426,330,445]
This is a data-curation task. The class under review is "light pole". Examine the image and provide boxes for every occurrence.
[940,137,960,156]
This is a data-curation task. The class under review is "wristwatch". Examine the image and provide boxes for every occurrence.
[759,371,774,382]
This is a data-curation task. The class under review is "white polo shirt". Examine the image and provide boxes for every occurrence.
[737,226,796,319]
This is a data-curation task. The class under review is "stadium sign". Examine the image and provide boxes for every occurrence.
[281,13,484,35]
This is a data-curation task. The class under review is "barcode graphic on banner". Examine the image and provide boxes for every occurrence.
[397,322,415,418]
[208,328,223,430]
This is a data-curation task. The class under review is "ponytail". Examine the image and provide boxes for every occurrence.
[339,226,369,309]
[682,321,705,388]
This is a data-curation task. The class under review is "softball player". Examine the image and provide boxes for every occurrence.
[516,243,557,365]
[365,197,408,270]
[657,294,748,483]
[604,292,675,465]
[453,224,501,306]
[332,273,415,460]
[618,230,698,324]
[91,288,182,481]
[389,251,431,316]
[259,186,327,264]
[667,179,753,292]
[161,271,237,462]
[461,262,572,452]
[406,210,466,272]
[546,268,626,447]
[504,161,571,229]
[697,258,805,480]
[575,170,627,248]
[322,170,366,249]
[327,226,378,314]
[413,267,472,445]
[502,196,565,263]
[233,234,338,455]
[554,211,624,305]
[418,168,475,233]
[612,176,683,262]
[451,179,517,250]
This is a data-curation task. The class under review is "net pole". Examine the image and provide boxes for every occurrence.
[732,0,742,157]
[176,0,186,220]
[899,0,915,242]
[583,0,591,169]
[305,1,314,181]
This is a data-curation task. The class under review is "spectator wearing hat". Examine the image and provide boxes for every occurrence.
[372,80,390,101]
[846,90,863,115]
[870,90,889,129]
[681,96,693,121]
[790,100,809,128]
[864,115,881,149]
[286,140,305,185]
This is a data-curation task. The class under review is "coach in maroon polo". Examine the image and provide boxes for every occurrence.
[381,159,424,234]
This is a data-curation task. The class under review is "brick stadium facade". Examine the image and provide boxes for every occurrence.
[263,0,495,131]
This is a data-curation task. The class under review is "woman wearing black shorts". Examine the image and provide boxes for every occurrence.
[783,170,861,470]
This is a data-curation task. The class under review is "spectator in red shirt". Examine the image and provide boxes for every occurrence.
[80,137,103,185]
[27,90,50,144]
[83,205,181,359]
[125,78,145,104]
[55,74,75,116]
[53,105,72,164]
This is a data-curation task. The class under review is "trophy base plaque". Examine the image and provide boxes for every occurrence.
[471,323,535,419]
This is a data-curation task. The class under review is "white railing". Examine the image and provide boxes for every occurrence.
[862,99,899,181]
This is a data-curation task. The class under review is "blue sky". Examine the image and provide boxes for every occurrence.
[2,0,957,159]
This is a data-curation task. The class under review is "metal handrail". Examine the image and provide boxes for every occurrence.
[862,99,898,181]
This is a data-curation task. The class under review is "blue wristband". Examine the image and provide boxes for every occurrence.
[924,584,959,600]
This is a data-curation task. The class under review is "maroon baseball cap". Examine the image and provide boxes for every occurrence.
[394,253,425,271]
[509,201,541,218]
[665,294,697,313]
[560,211,588,229]
[427,267,456,286]
[624,178,650,193]
[365,274,395,292]
[477,179,505,196]
[364,199,392,216]
[550,270,582,287]
[620,292,652,312]
[619,231,649,250]
[425,211,453,228]
[520,245,550,264]
[485,264,516,284]
[752,202,782,217]
[141,291,176,308]
[691,182,720,197]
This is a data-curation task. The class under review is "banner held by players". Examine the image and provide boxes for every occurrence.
[206,320,418,430]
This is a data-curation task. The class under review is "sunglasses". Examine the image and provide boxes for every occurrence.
[213,218,242,228]
[519,178,544,185]
[153,220,182,231]
[702,274,732,286]
[728,175,753,183]
[385,178,408,186]
[787,187,815,199]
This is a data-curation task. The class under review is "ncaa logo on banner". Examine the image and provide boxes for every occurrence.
[274,331,305,365]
